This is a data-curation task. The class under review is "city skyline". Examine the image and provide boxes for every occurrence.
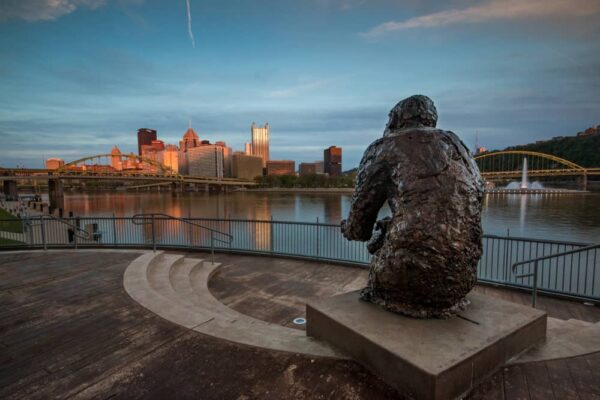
[1,0,599,168]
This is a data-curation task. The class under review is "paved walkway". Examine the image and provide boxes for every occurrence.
[1,250,600,399]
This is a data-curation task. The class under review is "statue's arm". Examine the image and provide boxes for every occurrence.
[341,141,388,241]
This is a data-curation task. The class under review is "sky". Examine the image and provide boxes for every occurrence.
[0,0,599,169]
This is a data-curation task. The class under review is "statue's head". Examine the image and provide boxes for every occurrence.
[385,95,437,132]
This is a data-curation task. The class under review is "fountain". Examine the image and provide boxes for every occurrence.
[505,157,545,191]
[520,157,529,189]
[486,156,587,194]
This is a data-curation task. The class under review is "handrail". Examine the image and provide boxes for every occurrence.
[25,215,93,250]
[131,213,233,264]
[512,243,600,307]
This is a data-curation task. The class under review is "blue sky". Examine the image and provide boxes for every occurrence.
[0,0,599,169]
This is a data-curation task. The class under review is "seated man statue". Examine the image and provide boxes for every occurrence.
[341,95,484,318]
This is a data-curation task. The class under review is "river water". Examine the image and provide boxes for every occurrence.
[62,191,600,244]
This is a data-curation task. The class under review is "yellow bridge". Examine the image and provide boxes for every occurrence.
[474,151,600,190]
[0,153,256,186]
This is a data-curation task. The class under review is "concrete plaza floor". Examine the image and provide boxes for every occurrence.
[1,250,600,399]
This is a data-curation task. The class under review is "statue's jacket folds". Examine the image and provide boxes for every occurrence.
[342,124,484,318]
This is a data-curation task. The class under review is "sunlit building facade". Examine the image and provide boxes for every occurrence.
[137,128,157,156]
[215,141,232,178]
[324,146,342,177]
[251,122,269,168]
[266,160,295,176]
[45,158,65,170]
[110,145,122,171]
[178,127,201,175]
[232,153,263,180]
[161,144,179,174]
[187,144,224,178]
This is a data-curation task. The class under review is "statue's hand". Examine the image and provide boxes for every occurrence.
[340,219,349,238]
[366,217,391,254]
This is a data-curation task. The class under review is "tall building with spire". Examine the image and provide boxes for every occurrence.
[178,125,200,175]
[251,122,269,168]
[111,145,122,171]
[179,127,200,151]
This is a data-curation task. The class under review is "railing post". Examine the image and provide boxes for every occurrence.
[532,260,538,308]
[211,232,215,265]
[41,218,47,251]
[228,215,232,249]
[112,213,117,246]
[151,214,156,252]
[503,229,510,282]
[316,217,320,257]
[270,216,274,254]
[73,217,79,249]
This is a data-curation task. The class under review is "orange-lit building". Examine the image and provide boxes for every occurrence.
[324,146,342,176]
[266,160,295,176]
[110,145,123,171]
[137,128,157,156]
[45,158,65,170]
[161,144,179,174]
[251,122,269,167]
[232,152,263,180]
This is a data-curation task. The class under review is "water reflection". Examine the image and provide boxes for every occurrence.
[63,192,600,243]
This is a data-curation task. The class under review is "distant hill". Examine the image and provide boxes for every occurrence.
[490,125,600,168]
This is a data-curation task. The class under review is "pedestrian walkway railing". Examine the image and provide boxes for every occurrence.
[131,213,233,264]
[25,215,93,250]
[512,243,600,307]
[0,216,598,303]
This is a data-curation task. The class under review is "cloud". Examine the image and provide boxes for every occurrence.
[362,0,600,37]
[316,0,366,10]
[266,79,329,99]
[0,0,107,21]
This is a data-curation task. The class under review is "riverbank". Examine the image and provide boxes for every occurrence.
[240,187,354,194]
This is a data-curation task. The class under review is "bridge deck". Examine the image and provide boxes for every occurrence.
[1,250,599,399]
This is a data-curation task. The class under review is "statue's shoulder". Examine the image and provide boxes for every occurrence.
[364,136,387,153]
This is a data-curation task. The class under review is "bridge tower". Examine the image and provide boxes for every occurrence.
[48,179,64,211]
[3,180,18,201]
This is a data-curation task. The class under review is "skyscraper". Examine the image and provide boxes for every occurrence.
[251,122,269,168]
[161,144,179,174]
[215,141,232,178]
[187,144,224,178]
[137,128,157,156]
[324,146,342,177]
[179,127,200,151]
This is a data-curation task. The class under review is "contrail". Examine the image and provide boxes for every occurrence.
[185,0,195,48]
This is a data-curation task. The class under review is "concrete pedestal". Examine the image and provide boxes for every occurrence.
[307,291,546,400]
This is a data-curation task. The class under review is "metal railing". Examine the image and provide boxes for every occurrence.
[132,213,233,264]
[512,243,600,307]
[0,215,598,303]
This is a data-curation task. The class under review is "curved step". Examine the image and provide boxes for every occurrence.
[187,261,345,357]
[510,318,600,364]
[123,253,346,358]
[124,252,213,329]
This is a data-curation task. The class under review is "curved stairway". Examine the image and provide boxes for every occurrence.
[123,251,346,358]
[124,251,600,362]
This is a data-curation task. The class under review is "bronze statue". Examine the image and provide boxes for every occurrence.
[341,95,484,318]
